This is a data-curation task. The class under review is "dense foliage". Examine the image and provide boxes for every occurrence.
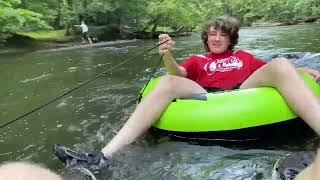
[0,0,50,34]
[1,0,319,36]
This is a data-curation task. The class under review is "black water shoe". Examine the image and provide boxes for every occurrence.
[53,144,109,171]
[272,151,315,180]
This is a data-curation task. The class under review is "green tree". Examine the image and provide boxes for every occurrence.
[0,0,49,33]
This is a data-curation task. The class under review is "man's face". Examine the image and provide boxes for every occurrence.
[207,26,231,54]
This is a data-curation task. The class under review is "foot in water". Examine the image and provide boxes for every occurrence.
[272,151,316,180]
[53,144,109,172]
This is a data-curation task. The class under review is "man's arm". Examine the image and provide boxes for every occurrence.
[159,34,187,77]
[162,52,187,77]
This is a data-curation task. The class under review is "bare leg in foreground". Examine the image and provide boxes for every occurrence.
[240,58,320,179]
[295,149,320,180]
[0,161,62,180]
[101,76,206,157]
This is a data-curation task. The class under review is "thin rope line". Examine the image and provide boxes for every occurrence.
[0,40,168,129]
[137,54,164,102]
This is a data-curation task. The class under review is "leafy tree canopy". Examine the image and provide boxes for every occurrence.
[0,0,50,33]
[0,0,319,35]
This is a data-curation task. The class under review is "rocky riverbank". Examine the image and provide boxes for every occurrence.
[0,29,192,55]
[251,17,320,27]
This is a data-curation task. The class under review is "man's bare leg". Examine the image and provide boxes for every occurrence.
[294,149,320,180]
[240,58,320,134]
[101,75,206,157]
[88,38,93,44]
[81,37,86,44]
[240,58,320,179]
[0,161,62,180]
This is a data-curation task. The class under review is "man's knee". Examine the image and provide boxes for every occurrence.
[265,58,295,82]
[157,75,185,96]
[266,58,296,77]
[244,58,296,87]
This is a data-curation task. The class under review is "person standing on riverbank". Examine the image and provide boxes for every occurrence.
[74,21,92,44]
[55,16,320,179]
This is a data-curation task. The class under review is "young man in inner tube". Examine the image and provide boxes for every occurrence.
[54,16,320,179]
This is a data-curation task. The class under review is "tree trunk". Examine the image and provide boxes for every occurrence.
[190,25,196,31]
[151,23,158,34]
[65,24,71,36]
[142,26,149,32]
[83,0,88,9]
[65,0,74,35]
[20,0,27,8]
[150,15,161,36]
[54,0,63,29]
[174,26,183,33]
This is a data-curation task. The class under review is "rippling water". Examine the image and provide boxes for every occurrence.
[0,24,320,179]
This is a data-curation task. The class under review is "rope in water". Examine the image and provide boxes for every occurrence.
[0,40,168,129]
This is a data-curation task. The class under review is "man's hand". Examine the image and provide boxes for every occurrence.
[159,34,175,55]
[298,67,320,80]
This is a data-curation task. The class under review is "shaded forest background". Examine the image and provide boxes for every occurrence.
[1,0,319,43]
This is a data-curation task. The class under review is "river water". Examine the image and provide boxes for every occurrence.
[1,24,320,179]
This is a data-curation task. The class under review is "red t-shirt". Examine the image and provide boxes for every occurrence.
[180,50,266,90]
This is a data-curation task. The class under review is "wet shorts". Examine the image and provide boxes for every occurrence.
[205,84,242,93]
[179,84,242,101]
[82,32,90,39]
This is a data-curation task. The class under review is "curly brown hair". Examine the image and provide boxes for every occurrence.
[201,16,241,52]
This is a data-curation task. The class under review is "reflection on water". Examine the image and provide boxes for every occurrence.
[0,24,320,179]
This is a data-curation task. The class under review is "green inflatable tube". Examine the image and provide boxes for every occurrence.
[140,74,320,133]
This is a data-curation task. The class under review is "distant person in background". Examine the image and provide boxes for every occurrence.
[74,21,93,44]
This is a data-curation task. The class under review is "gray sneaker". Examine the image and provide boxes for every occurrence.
[53,144,109,172]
